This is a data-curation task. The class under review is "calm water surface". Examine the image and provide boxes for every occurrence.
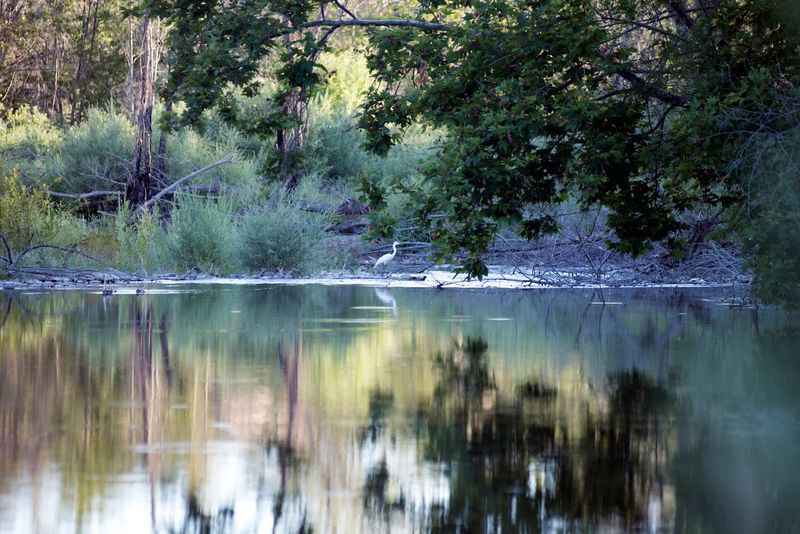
[0,285,798,533]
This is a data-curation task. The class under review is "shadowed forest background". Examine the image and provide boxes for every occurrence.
[2,0,800,305]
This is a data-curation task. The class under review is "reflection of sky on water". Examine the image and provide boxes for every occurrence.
[0,286,798,533]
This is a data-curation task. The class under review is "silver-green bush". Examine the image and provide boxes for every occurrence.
[166,128,262,207]
[57,107,134,192]
[239,195,328,274]
[112,202,171,274]
[167,194,240,274]
[0,106,62,185]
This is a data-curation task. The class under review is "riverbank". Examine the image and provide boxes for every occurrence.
[0,263,751,292]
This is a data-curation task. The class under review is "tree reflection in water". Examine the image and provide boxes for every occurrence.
[167,494,234,534]
[360,389,404,520]
[384,336,678,532]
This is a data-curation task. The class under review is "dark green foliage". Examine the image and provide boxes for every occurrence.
[148,0,800,282]
[358,0,800,276]
[147,0,326,132]
[735,125,800,307]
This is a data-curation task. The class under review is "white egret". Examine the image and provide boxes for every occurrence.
[374,241,400,270]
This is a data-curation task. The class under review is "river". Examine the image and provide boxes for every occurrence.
[0,285,797,533]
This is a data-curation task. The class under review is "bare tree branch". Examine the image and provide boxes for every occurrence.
[48,190,122,200]
[137,156,233,212]
[332,0,357,20]
[0,233,12,264]
[11,244,105,267]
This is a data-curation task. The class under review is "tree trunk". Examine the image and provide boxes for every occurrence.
[275,86,310,190]
[127,14,156,205]
[276,29,309,190]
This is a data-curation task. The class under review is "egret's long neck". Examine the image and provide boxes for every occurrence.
[392,243,397,255]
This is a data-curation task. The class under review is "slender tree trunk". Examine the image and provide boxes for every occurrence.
[276,29,310,190]
[154,99,171,186]
[127,14,156,205]
[71,0,100,123]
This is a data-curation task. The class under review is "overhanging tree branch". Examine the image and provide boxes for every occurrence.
[614,68,688,107]
[298,18,683,108]
[300,18,450,31]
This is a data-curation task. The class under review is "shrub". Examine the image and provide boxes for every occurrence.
[57,107,134,193]
[364,124,440,183]
[307,115,370,181]
[167,194,240,274]
[112,202,171,274]
[291,170,351,207]
[166,128,262,206]
[306,116,439,190]
[203,101,273,159]
[0,106,135,193]
[0,106,62,185]
[305,52,440,184]
[0,171,88,266]
[239,194,328,274]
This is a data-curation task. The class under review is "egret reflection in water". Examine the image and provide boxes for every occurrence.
[373,287,398,317]
[0,286,798,533]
